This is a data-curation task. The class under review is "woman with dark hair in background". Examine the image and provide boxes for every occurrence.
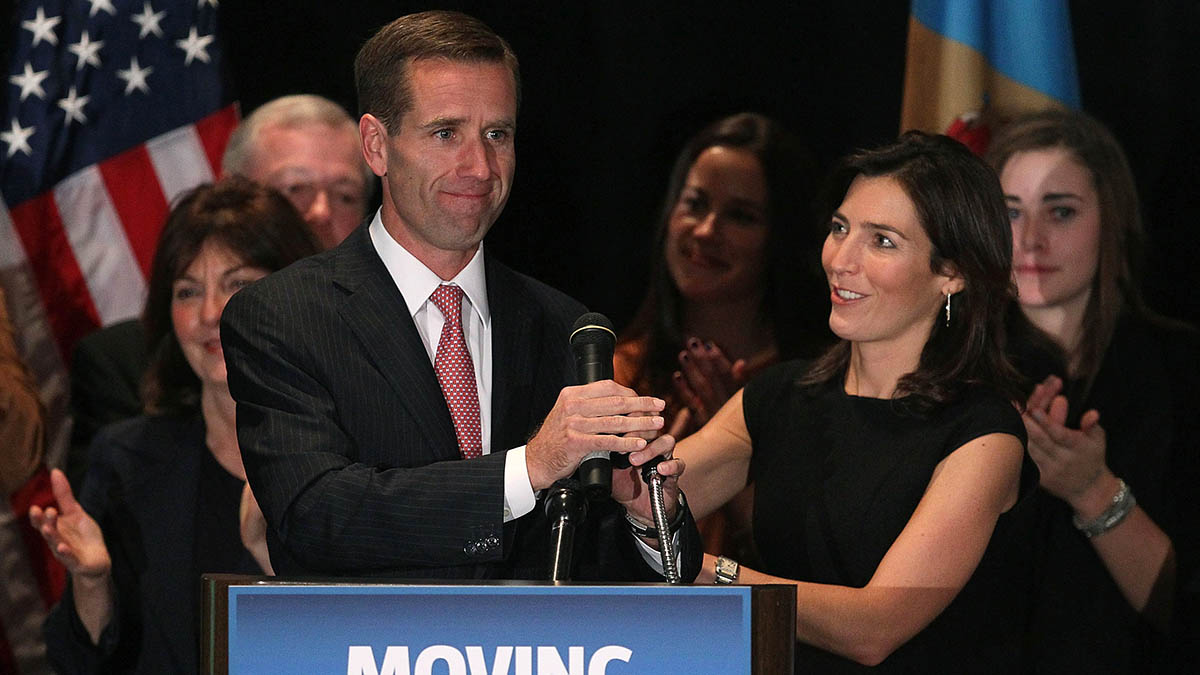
[673,132,1036,671]
[29,177,319,674]
[989,109,1199,673]
[614,112,829,561]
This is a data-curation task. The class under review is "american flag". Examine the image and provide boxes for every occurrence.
[0,1,234,671]
[1,0,236,463]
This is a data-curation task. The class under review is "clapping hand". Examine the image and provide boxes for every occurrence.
[1022,375,1110,502]
[28,468,111,580]
[28,468,114,644]
[672,338,748,436]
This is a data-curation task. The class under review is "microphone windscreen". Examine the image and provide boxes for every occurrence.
[570,312,615,347]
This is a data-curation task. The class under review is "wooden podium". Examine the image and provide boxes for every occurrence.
[202,574,794,674]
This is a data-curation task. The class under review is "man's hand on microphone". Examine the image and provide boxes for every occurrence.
[525,380,665,492]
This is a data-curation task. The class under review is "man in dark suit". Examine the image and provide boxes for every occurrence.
[66,95,370,487]
[221,10,697,581]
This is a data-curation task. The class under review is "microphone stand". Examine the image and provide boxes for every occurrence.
[545,479,587,583]
[545,462,681,583]
[642,460,681,584]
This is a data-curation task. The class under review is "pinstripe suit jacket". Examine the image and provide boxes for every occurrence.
[221,225,698,581]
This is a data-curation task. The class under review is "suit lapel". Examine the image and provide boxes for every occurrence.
[331,228,459,457]
[486,256,540,451]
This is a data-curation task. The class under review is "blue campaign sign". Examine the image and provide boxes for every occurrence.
[227,584,753,674]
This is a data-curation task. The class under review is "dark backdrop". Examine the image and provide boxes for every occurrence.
[220,1,1199,329]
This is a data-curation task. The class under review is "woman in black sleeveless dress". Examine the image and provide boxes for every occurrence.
[675,132,1036,672]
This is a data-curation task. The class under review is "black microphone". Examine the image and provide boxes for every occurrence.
[570,312,616,499]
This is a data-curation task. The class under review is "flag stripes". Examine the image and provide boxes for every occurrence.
[6,104,236,364]
[8,192,100,365]
[98,143,170,278]
[56,165,145,326]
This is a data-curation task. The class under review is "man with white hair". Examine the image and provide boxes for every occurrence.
[222,94,372,249]
[66,94,370,482]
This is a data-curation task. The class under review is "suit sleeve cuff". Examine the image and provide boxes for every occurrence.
[503,445,536,522]
[633,531,683,577]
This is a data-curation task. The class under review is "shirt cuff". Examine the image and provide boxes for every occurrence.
[503,445,536,522]
[633,530,683,577]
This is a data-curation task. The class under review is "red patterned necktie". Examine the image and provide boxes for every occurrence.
[429,285,482,459]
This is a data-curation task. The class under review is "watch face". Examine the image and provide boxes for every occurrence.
[715,557,738,583]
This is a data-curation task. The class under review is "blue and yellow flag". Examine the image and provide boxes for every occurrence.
[901,0,1081,152]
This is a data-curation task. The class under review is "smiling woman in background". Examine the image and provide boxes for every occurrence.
[30,177,319,674]
[989,109,1200,673]
[614,113,829,561]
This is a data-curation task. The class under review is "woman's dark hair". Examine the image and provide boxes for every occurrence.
[620,112,828,398]
[802,131,1026,412]
[986,108,1144,384]
[141,177,320,414]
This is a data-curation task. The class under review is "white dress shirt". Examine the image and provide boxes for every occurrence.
[369,212,535,522]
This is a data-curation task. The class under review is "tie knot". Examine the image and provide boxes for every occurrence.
[430,284,464,325]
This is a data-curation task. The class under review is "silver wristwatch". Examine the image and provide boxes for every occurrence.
[714,556,740,584]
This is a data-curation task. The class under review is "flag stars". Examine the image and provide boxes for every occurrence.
[117,57,153,95]
[131,2,166,39]
[87,0,118,18]
[21,7,61,47]
[1,119,35,158]
[176,26,214,66]
[68,31,104,72]
[58,87,89,126]
[10,63,50,102]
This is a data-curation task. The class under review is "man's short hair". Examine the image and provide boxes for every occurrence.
[222,94,370,189]
[354,10,521,134]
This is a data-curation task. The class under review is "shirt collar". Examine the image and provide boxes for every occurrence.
[368,209,490,326]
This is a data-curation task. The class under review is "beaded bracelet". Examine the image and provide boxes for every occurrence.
[624,491,687,540]
[1072,478,1136,539]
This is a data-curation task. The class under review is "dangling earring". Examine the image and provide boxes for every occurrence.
[944,291,952,327]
